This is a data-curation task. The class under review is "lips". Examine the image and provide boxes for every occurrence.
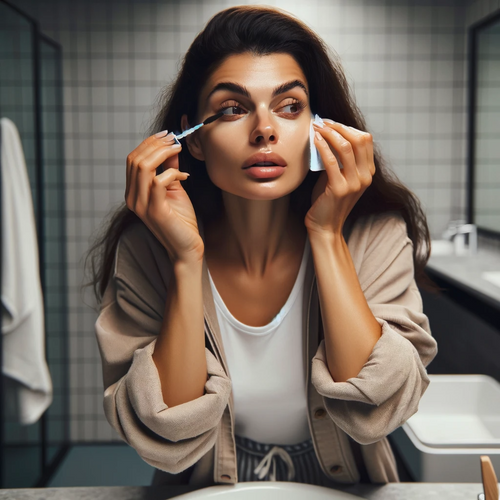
[242,152,287,169]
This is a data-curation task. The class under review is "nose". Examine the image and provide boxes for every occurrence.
[250,110,278,145]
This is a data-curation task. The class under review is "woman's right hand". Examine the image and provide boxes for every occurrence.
[125,131,204,265]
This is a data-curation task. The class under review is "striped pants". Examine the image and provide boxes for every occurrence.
[151,435,369,487]
[234,434,342,487]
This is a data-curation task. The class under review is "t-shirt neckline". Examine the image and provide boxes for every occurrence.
[207,236,310,335]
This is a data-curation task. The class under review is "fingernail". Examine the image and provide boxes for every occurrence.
[167,132,181,145]
[323,118,336,124]
[315,131,323,141]
[313,114,324,128]
[155,129,169,138]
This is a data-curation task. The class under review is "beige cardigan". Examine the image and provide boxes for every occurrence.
[95,210,438,488]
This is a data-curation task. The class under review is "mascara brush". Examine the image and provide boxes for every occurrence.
[172,111,225,145]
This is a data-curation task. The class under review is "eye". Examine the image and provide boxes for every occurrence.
[219,101,247,116]
[217,98,307,117]
[280,99,306,115]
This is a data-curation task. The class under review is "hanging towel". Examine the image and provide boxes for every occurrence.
[0,117,53,425]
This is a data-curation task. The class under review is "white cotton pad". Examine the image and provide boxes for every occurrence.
[309,113,325,171]
[309,113,344,171]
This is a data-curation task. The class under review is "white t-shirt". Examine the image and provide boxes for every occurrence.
[207,236,312,445]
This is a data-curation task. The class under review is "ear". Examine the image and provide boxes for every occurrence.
[181,114,205,162]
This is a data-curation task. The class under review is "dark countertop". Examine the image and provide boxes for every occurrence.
[0,483,491,499]
[426,246,500,309]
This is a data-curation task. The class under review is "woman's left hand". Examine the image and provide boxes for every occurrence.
[304,120,376,236]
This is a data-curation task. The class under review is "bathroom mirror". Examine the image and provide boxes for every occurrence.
[468,11,500,236]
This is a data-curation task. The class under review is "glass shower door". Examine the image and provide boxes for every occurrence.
[0,2,43,488]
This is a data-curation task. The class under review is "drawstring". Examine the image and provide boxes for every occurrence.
[253,446,295,481]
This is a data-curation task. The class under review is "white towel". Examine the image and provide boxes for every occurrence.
[1,117,53,425]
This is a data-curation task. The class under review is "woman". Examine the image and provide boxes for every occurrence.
[85,5,438,490]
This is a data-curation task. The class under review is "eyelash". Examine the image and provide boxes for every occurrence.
[217,98,307,117]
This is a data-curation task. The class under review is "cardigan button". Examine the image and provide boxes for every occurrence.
[221,474,231,480]
[330,465,343,474]
[314,408,326,419]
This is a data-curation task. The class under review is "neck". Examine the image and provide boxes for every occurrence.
[205,193,305,278]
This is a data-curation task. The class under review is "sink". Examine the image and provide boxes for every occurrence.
[430,239,455,256]
[482,271,500,288]
[390,374,500,482]
[174,481,365,499]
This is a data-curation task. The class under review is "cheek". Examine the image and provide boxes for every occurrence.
[284,119,309,149]
[289,126,310,173]
[199,130,243,179]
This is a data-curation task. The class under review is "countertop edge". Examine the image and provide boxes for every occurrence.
[0,483,492,500]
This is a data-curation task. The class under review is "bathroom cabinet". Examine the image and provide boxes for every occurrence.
[420,265,500,382]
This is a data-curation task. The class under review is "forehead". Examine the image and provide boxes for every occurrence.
[199,53,308,104]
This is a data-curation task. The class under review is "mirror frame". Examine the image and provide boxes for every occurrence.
[467,9,500,241]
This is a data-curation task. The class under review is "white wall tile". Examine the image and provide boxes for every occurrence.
[111,31,131,55]
[155,31,176,56]
[90,87,109,107]
[388,34,411,56]
[132,2,153,27]
[316,4,343,29]
[133,31,153,55]
[155,3,177,28]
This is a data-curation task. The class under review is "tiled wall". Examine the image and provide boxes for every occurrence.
[10,0,497,442]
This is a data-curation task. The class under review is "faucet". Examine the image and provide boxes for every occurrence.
[441,220,477,255]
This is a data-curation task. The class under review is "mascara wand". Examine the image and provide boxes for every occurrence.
[172,111,225,144]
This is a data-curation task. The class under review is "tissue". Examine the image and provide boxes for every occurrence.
[309,113,343,171]
[309,113,325,172]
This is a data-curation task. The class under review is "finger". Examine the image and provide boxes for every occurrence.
[135,142,182,210]
[150,167,190,209]
[126,132,176,200]
[348,127,375,178]
[134,143,182,213]
[343,126,374,180]
[324,121,375,177]
[317,121,365,168]
[131,134,177,185]
[313,125,359,185]
[134,133,176,170]
[343,124,373,170]
[127,133,164,189]
[364,133,375,176]
[140,130,175,157]
[313,130,345,185]
[162,150,182,173]
[128,138,174,207]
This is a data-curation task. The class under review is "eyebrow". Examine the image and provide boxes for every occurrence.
[205,79,309,103]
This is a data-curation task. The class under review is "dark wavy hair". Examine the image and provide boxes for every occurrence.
[83,5,440,307]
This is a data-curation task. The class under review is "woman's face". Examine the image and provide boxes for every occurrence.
[183,52,311,200]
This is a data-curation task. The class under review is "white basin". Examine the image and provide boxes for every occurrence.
[482,271,500,288]
[430,239,454,256]
[174,481,365,499]
[405,375,500,448]
[390,374,500,482]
